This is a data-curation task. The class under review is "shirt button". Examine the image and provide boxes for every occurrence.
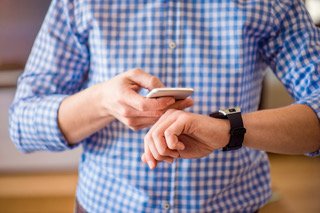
[169,42,176,49]
[164,203,170,210]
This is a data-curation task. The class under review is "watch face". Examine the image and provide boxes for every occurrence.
[228,108,237,113]
[220,107,241,116]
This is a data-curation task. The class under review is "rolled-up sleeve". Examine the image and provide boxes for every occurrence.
[9,0,89,153]
[259,0,320,156]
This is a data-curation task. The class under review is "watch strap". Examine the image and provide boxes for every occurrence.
[210,108,246,151]
[223,112,246,151]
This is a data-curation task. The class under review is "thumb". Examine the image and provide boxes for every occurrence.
[127,68,165,90]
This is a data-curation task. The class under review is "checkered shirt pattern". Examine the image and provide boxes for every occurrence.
[9,0,320,212]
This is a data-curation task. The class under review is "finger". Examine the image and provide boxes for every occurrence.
[146,109,182,157]
[151,131,180,158]
[164,120,186,150]
[141,153,147,164]
[117,104,165,118]
[128,121,159,131]
[145,134,175,163]
[165,98,194,111]
[127,68,165,90]
[113,110,162,130]
[123,68,176,111]
[147,109,177,132]
[144,140,158,169]
[148,109,186,150]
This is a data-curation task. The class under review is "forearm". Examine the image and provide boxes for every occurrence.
[57,69,192,146]
[243,104,320,155]
[58,84,114,145]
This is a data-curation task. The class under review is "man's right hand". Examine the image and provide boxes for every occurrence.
[97,68,194,130]
[58,68,194,144]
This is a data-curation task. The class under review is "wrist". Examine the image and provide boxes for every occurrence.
[210,107,246,151]
[218,119,232,149]
[205,116,231,150]
[94,83,115,120]
[58,84,115,145]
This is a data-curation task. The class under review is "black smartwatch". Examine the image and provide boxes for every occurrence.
[210,107,246,151]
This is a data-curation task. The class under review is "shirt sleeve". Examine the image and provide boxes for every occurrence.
[258,0,320,156]
[9,0,89,153]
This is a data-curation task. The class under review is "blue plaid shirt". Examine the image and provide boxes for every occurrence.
[9,0,320,212]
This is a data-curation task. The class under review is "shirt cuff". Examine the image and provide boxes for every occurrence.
[305,149,320,157]
[295,89,320,157]
[34,94,74,151]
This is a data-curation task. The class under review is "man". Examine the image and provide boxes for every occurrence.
[9,0,320,212]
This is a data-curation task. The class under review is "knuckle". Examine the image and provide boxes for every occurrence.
[122,117,135,127]
[158,146,167,156]
[153,152,163,161]
[164,128,173,136]
[151,131,160,140]
[143,134,150,144]
[126,119,136,127]
[178,111,188,120]
[144,132,157,143]
[122,118,130,126]
[148,110,160,118]
[121,109,132,118]
[144,134,151,142]
[167,144,175,150]
[148,76,160,87]
[114,97,123,105]
[151,132,167,155]
[149,100,160,111]
[137,102,148,111]
[128,126,135,131]
[184,114,192,123]
[131,68,142,75]
[131,126,140,131]
[166,140,175,150]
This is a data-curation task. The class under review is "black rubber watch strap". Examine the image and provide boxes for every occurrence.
[210,107,246,151]
[223,112,246,151]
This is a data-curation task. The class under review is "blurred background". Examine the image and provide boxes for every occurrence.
[0,0,319,212]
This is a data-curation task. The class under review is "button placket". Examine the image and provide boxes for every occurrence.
[165,1,183,87]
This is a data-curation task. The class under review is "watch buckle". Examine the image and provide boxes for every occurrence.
[230,127,246,136]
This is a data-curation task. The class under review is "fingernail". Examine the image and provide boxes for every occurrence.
[147,161,155,169]
[169,158,174,164]
[177,143,185,150]
[141,154,145,163]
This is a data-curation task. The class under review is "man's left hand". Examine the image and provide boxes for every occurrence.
[142,109,230,169]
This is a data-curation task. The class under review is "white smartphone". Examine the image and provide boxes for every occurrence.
[146,88,194,100]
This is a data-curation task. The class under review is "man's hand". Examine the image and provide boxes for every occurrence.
[97,68,194,130]
[142,104,320,170]
[141,109,230,169]
[58,68,194,144]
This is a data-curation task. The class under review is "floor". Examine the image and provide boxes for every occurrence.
[0,154,319,213]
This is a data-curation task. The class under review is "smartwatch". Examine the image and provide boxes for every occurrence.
[209,107,246,151]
